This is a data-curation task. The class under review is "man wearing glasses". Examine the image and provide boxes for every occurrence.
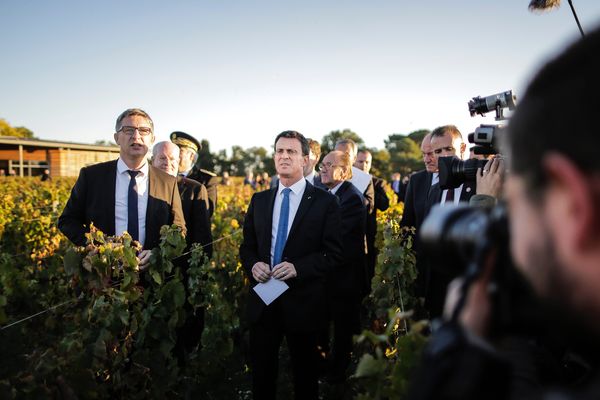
[59,108,186,269]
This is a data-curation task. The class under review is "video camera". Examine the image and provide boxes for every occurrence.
[438,90,515,190]
[420,204,547,336]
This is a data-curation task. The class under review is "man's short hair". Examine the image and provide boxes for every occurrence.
[431,125,462,141]
[507,26,600,201]
[358,149,372,157]
[115,108,154,133]
[308,139,321,160]
[274,131,309,156]
[335,138,358,158]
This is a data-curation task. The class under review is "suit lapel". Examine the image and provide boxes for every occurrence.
[334,181,350,201]
[106,160,117,235]
[265,187,278,253]
[145,166,157,239]
[287,183,316,241]
[461,181,476,202]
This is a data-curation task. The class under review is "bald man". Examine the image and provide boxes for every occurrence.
[152,141,212,256]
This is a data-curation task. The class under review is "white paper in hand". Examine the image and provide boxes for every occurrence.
[349,166,371,193]
[253,278,289,305]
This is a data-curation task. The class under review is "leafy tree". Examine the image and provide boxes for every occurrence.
[0,119,35,138]
[384,134,422,175]
[320,129,364,156]
[196,139,216,172]
[407,129,430,146]
[369,148,392,179]
[213,149,232,175]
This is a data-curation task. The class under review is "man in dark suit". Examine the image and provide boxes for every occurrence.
[151,141,212,256]
[335,139,375,215]
[152,140,212,361]
[58,108,186,268]
[239,130,343,400]
[303,138,321,185]
[425,125,476,318]
[400,133,437,316]
[354,149,389,288]
[319,150,367,382]
[170,131,219,218]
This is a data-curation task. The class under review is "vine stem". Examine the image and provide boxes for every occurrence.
[395,275,408,333]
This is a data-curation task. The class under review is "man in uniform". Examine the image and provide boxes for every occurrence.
[170,131,219,218]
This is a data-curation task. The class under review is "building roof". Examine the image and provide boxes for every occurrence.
[0,136,119,152]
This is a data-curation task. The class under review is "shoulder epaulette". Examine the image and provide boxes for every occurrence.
[200,169,217,177]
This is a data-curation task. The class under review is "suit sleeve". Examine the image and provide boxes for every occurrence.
[192,185,213,258]
[341,193,367,240]
[206,176,218,217]
[374,179,390,212]
[239,194,261,282]
[363,179,375,214]
[58,167,89,246]
[400,176,417,229]
[291,195,343,283]
[170,179,187,237]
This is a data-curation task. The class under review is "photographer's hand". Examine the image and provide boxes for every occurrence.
[444,251,495,338]
[476,157,505,198]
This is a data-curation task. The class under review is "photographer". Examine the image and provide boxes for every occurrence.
[409,25,600,400]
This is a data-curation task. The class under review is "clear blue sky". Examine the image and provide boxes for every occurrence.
[2,1,600,153]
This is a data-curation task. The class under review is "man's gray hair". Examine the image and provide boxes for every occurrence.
[115,108,154,133]
[335,138,358,158]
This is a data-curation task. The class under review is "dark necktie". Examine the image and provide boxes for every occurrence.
[127,170,140,241]
[272,188,291,268]
[444,188,454,204]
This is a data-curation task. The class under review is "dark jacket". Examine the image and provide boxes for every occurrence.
[239,181,343,332]
[331,181,367,297]
[177,176,213,258]
[58,159,186,250]
[187,167,218,218]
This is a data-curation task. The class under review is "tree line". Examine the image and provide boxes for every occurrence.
[0,118,428,179]
[199,128,431,179]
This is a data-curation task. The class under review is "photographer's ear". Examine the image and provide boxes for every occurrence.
[542,153,598,252]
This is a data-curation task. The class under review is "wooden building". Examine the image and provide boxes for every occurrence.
[0,137,119,177]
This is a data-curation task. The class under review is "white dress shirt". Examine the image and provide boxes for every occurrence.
[270,178,306,267]
[329,181,344,195]
[305,170,316,185]
[115,158,149,245]
[441,184,463,206]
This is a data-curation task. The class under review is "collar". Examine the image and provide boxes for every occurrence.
[278,177,307,196]
[330,181,344,194]
[117,158,148,176]
[431,172,439,186]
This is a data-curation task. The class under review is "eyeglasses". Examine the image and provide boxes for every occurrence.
[318,162,340,171]
[119,126,153,136]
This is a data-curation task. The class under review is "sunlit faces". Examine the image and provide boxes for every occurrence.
[178,146,196,173]
[274,137,307,181]
[430,133,466,160]
[421,135,437,173]
[114,115,155,163]
[303,149,319,176]
[319,151,348,188]
[354,151,372,173]
[152,143,180,177]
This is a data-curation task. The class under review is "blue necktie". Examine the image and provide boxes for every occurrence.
[272,188,291,268]
[127,170,140,241]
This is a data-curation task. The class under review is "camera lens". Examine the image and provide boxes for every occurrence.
[438,157,487,190]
